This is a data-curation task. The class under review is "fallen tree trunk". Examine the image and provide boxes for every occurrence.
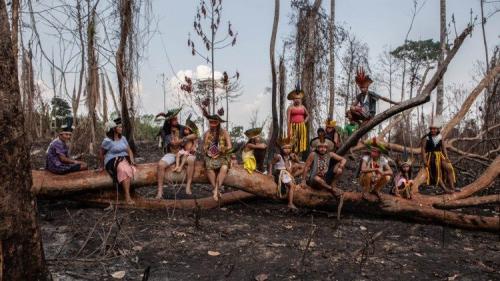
[74,189,255,210]
[433,195,500,209]
[32,162,499,231]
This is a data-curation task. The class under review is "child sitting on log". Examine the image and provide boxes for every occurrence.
[242,127,267,174]
[359,138,393,200]
[393,158,414,199]
[173,117,199,173]
[268,137,300,210]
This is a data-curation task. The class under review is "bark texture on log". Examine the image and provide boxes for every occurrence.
[76,190,255,210]
[0,1,51,279]
[32,162,499,231]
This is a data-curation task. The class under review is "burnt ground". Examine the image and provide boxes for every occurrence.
[31,140,500,281]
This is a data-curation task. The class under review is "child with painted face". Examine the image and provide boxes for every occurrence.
[173,118,199,175]
[242,127,267,174]
[268,137,300,210]
[393,160,414,199]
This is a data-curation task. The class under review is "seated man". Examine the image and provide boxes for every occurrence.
[359,138,393,199]
[156,108,197,197]
[301,140,347,220]
[347,68,399,124]
[46,124,87,174]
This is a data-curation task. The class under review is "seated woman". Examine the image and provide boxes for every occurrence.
[203,114,232,201]
[46,124,88,174]
[99,118,136,204]
[359,138,393,200]
[268,137,299,210]
[242,127,267,174]
[393,158,414,199]
[173,117,199,173]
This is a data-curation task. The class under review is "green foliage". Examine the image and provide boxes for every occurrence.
[50,97,72,129]
[390,39,441,65]
[134,114,161,141]
[50,97,72,119]
[230,126,244,139]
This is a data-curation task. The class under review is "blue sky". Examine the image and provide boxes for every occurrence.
[135,0,499,129]
[31,0,500,130]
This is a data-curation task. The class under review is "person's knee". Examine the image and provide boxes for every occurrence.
[158,160,167,169]
[186,156,195,164]
[220,165,228,172]
[80,162,88,170]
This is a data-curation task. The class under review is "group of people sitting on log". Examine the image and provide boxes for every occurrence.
[45,67,456,207]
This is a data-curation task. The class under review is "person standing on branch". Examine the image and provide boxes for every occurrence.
[286,86,309,155]
[203,112,233,201]
[156,108,197,198]
[347,68,399,125]
[421,116,456,193]
[46,123,88,174]
[359,138,393,200]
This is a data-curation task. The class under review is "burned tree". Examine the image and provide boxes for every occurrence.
[116,0,136,152]
[188,0,238,114]
[0,1,51,279]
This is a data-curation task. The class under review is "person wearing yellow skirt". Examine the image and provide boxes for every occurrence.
[420,116,456,193]
[286,88,309,155]
[242,127,267,174]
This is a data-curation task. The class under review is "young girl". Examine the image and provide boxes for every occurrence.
[173,118,198,173]
[287,87,309,154]
[242,127,267,174]
[393,159,414,199]
[268,137,300,210]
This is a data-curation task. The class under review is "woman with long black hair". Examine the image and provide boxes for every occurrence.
[203,114,232,201]
[99,118,136,204]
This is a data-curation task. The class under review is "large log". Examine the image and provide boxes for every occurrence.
[32,162,499,231]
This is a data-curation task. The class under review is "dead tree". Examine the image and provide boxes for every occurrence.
[0,1,51,279]
[116,0,136,152]
[87,3,100,154]
[268,0,280,161]
[188,0,238,114]
[327,0,335,119]
[278,55,286,137]
[31,47,500,232]
[435,0,446,115]
[301,0,322,139]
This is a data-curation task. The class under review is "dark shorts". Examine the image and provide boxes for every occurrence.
[50,163,81,175]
